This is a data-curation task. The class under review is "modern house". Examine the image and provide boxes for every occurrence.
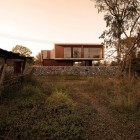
[41,43,104,66]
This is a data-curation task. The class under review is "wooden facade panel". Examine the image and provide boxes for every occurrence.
[47,51,50,59]
[43,59,73,66]
[55,45,64,58]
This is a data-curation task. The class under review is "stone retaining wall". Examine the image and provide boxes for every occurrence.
[4,66,120,76]
[31,66,119,76]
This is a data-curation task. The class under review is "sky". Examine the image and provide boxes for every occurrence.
[0,0,106,56]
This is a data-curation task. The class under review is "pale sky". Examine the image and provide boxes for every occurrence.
[0,0,106,56]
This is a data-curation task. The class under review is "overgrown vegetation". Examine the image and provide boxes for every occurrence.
[0,75,140,139]
[86,77,140,111]
[0,75,93,140]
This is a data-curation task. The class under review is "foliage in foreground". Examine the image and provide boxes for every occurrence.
[0,75,140,139]
[0,76,92,140]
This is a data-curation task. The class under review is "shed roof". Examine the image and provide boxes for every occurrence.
[0,48,33,60]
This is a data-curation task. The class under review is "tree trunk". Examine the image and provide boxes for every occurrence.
[128,54,132,80]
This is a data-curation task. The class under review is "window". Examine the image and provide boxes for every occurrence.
[41,50,47,59]
[73,48,81,58]
[64,47,71,58]
[84,48,102,58]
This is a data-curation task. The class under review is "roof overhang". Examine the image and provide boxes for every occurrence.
[54,58,104,61]
[54,43,103,46]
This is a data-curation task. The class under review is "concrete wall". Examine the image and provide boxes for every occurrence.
[31,66,119,76]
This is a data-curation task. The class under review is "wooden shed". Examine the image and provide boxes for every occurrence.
[0,48,33,87]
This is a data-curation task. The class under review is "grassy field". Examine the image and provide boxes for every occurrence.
[0,75,140,140]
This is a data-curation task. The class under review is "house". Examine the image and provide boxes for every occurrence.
[41,43,104,66]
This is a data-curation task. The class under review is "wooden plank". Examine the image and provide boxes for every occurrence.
[0,64,7,94]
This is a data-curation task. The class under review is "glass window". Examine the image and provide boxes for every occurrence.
[41,50,47,59]
[64,47,71,58]
[73,48,81,58]
[84,48,102,58]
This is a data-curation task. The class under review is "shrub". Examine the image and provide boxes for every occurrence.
[42,91,89,139]
[54,82,67,93]
[21,85,41,97]
[22,75,40,86]
[39,82,54,96]
[46,91,75,114]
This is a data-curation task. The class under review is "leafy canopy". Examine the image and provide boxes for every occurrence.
[95,0,140,40]
[35,52,42,65]
[93,0,140,72]
[12,45,32,57]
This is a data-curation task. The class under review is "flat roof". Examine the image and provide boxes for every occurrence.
[55,43,103,46]
[54,58,103,60]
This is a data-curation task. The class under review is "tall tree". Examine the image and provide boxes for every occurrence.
[93,0,140,75]
[34,52,42,65]
[12,45,32,57]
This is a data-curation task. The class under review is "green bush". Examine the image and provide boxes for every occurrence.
[21,85,41,97]
[41,91,89,139]
[46,91,75,114]
[54,82,67,93]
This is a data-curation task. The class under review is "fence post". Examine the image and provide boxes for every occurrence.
[0,64,7,95]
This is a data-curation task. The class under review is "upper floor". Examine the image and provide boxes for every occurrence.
[42,43,104,60]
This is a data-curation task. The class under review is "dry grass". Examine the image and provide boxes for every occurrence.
[84,77,140,111]
[0,75,140,139]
